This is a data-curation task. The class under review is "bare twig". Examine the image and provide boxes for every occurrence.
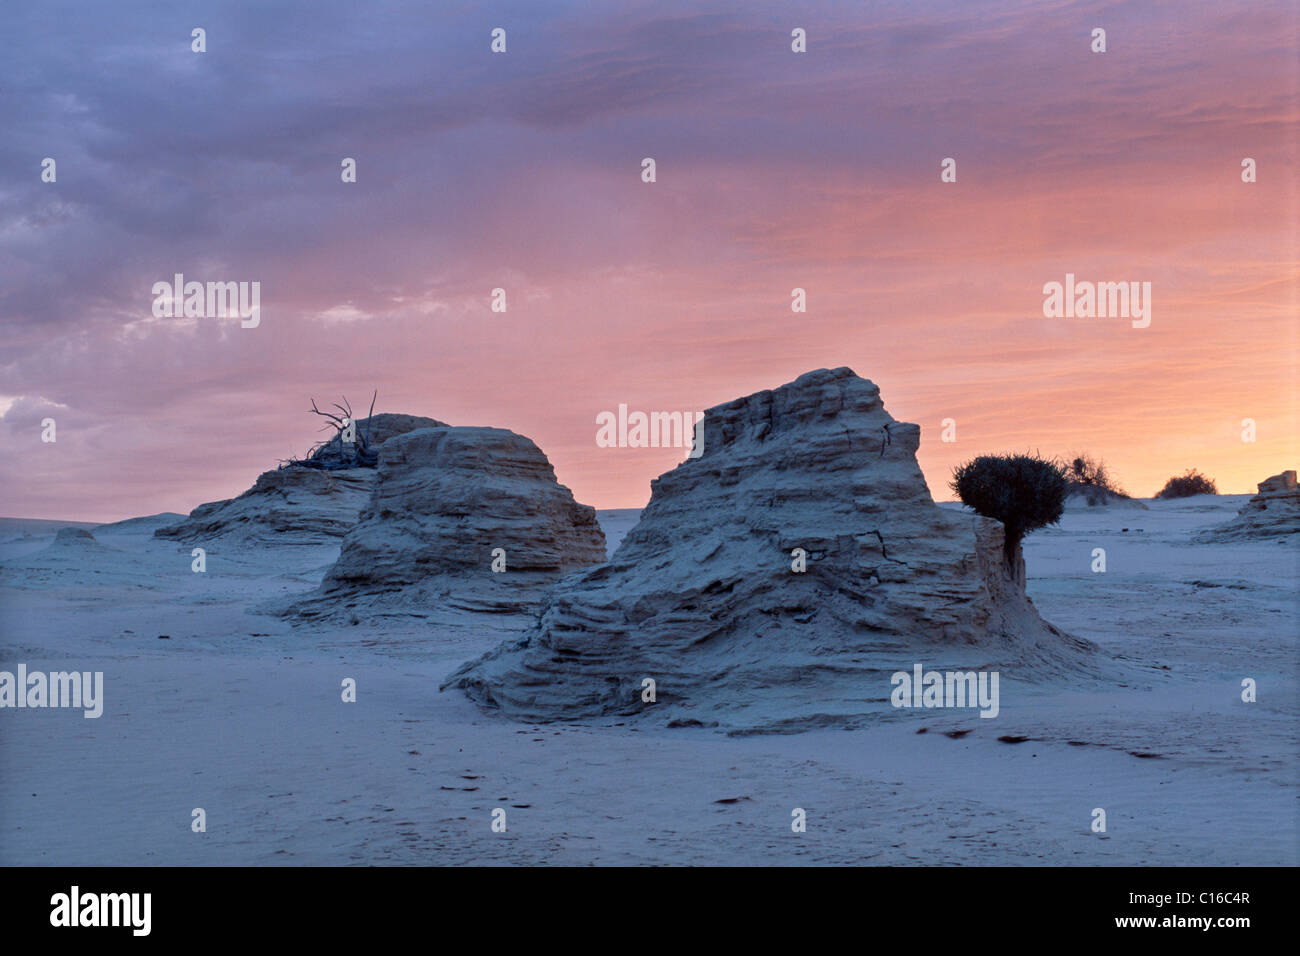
[289,392,382,471]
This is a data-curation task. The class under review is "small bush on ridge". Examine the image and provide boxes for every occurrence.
[1061,452,1127,498]
[1155,470,1218,499]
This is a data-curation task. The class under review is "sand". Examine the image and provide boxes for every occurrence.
[0,495,1294,865]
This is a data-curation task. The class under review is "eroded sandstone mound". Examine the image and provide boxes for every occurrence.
[445,368,1104,733]
[1197,470,1300,542]
[155,413,444,545]
[0,525,122,585]
[288,425,606,623]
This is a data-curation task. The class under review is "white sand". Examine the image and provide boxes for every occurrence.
[0,495,1294,865]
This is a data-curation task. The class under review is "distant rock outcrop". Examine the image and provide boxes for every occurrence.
[1197,470,1300,542]
[52,527,98,547]
[1258,471,1298,494]
[446,368,1104,733]
[287,426,606,623]
[0,525,119,584]
[155,413,444,545]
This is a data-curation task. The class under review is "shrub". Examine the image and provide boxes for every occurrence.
[950,453,1068,561]
[1155,470,1218,499]
[1061,452,1127,497]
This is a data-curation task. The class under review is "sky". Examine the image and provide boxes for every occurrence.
[1,0,1296,521]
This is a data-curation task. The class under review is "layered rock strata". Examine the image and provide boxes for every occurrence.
[1197,470,1300,542]
[446,368,1103,733]
[289,425,606,623]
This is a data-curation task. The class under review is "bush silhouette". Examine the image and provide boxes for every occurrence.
[1061,452,1127,498]
[1155,470,1218,499]
[950,454,1068,562]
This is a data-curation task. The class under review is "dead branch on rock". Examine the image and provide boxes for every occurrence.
[281,390,379,471]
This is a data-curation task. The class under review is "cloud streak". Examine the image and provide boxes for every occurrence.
[1,0,1296,519]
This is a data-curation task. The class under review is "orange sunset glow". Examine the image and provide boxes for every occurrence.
[2,0,1295,520]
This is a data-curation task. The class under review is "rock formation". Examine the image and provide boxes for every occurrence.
[1197,470,1300,542]
[445,368,1104,733]
[0,525,120,586]
[155,413,444,546]
[287,425,606,623]
[52,527,98,547]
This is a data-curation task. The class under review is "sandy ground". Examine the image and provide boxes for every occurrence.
[0,496,1294,865]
